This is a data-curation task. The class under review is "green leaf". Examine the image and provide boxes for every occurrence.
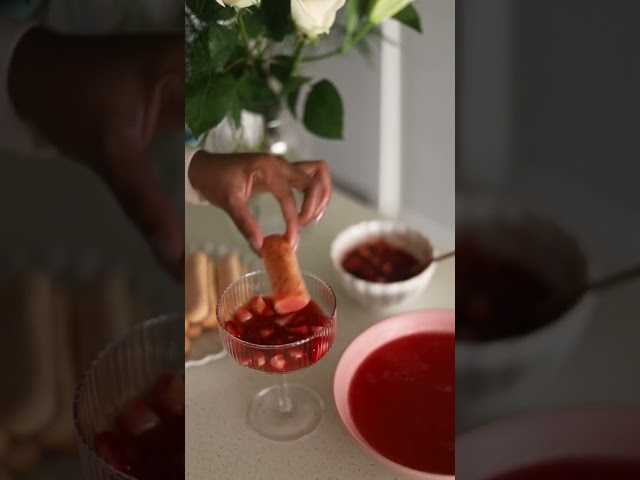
[186,74,236,138]
[237,73,278,114]
[208,25,238,70]
[186,30,211,82]
[393,4,422,33]
[270,55,295,85]
[303,79,344,139]
[344,0,368,42]
[282,75,311,98]
[187,0,234,22]
[260,0,294,41]
[242,9,265,39]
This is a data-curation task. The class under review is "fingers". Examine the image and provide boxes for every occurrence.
[98,143,184,280]
[225,194,264,255]
[268,180,300,248]
[294,161,332,226]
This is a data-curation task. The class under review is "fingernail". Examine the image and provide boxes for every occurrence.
[292,236,300,252]
[250,239,262,254]
[315,208,326,224]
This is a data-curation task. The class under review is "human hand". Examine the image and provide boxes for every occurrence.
[8,29,184,279]
[188,151,332,253]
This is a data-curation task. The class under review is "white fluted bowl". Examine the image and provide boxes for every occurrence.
[330,220,437,309]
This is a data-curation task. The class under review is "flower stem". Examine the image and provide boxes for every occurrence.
[291,37,307,76]
[237,11,254,69]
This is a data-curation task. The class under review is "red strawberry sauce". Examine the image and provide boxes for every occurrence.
[348,333,455,475]
[94,372,185,480]
[341,239,427,283]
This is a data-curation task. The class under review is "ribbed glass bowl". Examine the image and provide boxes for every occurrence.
[73,313,183,480]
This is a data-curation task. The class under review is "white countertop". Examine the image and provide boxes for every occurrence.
[184,190,455,480]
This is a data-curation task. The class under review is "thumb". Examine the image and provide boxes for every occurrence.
[98,145,184,280]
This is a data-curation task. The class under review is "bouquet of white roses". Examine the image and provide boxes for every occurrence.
[185,0,421,141]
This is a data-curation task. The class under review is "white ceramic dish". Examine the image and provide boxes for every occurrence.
[330,220,438,309]
[455,194,595,401]
[184,242,262,368]
[456,406,640,480]
[334,309,455,480]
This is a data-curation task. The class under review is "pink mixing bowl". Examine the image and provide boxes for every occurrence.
[334,309,455,480]
[456,406,640,480]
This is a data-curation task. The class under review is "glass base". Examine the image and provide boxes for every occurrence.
[248,383,324,441]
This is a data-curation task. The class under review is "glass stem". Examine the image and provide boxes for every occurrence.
[277,374,293,414]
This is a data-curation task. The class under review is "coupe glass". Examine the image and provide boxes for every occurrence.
[73,313,183,480]
[217,271,337,441]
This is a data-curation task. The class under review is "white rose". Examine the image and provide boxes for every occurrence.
[215,0,260,9]
[291,0,347,39]
[369,0,413,25]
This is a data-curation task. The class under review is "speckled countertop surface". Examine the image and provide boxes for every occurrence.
[185,191,455,480]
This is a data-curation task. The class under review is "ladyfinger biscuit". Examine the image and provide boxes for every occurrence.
[202,258,218,330]
[216,252,243,294]
[0,270,56,438]
[187,322,203,339]
[4,439,41,474]
[39,285,77,452]
[185,335,191,354]
[261,235,310,314]
[185,252,209,323]
[74,271,136,377]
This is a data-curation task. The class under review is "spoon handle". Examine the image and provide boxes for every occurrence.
[433,251,455,263]
[588,263,640,293]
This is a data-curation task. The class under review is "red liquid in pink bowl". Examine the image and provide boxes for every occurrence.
[348,332,455,475]
[488,459,640,480]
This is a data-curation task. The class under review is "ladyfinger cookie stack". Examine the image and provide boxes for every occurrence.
[184,251,247,355]
[0,268,148,476]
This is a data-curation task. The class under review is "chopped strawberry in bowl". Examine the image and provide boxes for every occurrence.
[74,314,184,480]
[219,293,335,374]
[215,266,338,442]
[330,220,438,309]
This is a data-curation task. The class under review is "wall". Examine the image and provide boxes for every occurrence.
[302,0,456,248]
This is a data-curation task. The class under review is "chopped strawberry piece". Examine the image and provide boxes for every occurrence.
[263,306,275,317]
[287,325,309,336]
[258,327,275,339]
[311,338,330,363]
[95,431,136,474]
[150,373,185,417]
[115,399,161,437]
[254,352,267,368]
[269,353,287,372]
[234,307,253,323]
[225,321,243,338]
[310,325,324,334]
[274,314,295,327]
[240,356,252,367]
[289,348,304,360]
[249,296,267,314]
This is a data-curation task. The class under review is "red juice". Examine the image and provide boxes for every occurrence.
[348,333,455,475]
[95,372,184,480]
[489,459,640,480]
[342,239,427,283]
[224,296,333,373]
